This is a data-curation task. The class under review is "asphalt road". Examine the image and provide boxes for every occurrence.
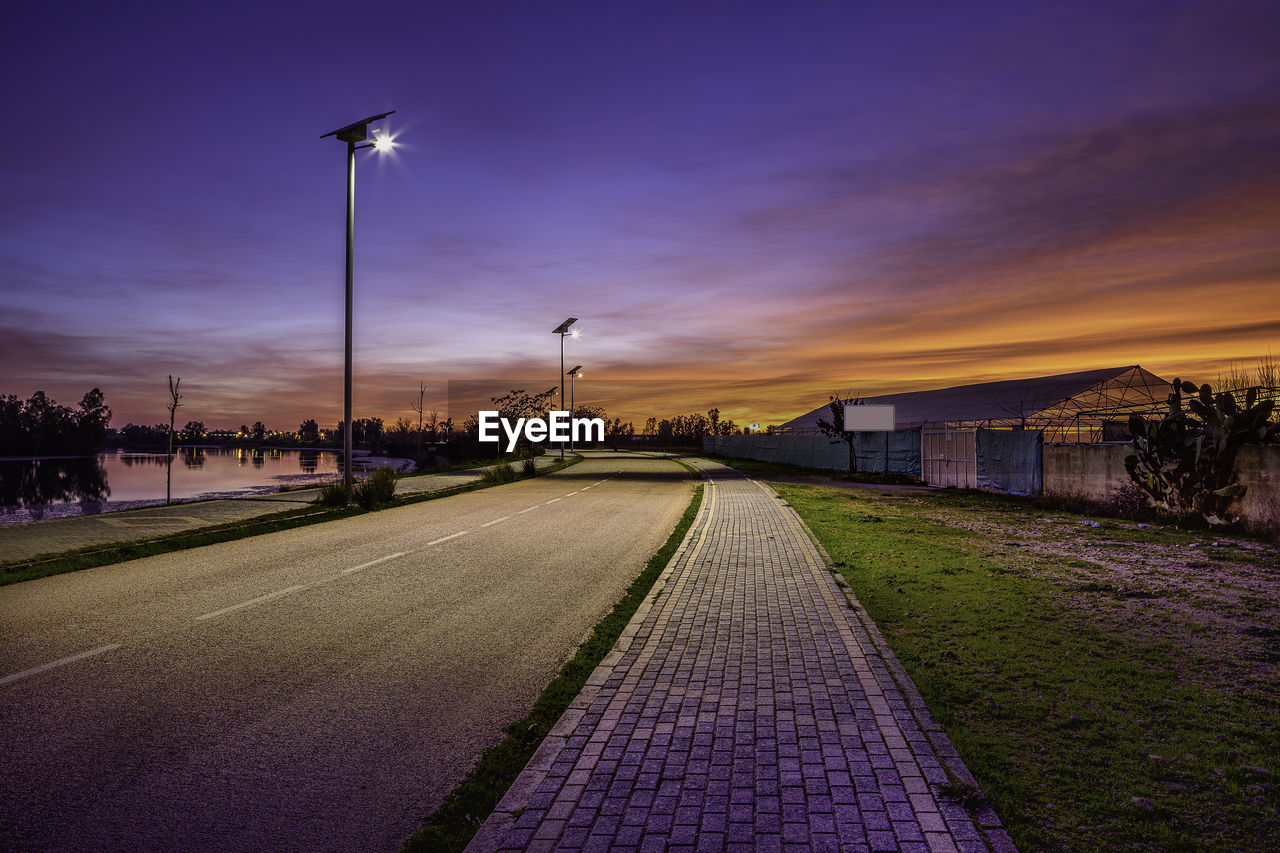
[0,452,694,852]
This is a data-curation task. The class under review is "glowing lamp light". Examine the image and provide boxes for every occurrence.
[372,134,396,151]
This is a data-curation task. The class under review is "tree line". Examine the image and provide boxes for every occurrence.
[1,383,755,463]
[0,389,112,456]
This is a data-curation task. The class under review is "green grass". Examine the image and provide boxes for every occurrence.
[775,482,1279,852]
[403,481,705,852]
[0,456,582,587]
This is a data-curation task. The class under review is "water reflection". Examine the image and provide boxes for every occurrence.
[0,458,110,508]
[119,453,169,467]
[1,448,344,522]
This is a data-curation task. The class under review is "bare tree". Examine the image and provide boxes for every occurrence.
[408,381,427,467]
[166,375,182,504]
[815,391,861,474]
[1218,351,1280,393]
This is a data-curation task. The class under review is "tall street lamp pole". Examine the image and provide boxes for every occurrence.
[552,318,578,459]
[567,365,582,452]
[322,111,396,486]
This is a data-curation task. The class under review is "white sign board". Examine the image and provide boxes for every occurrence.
[843,404,896,431]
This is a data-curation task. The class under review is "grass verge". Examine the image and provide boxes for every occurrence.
[403,481,705,852]
[773,481,1279,852]
[0,456,581,586]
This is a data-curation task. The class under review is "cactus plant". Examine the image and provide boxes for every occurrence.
[1125,379,1278,525]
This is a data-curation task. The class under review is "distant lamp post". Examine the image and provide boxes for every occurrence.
[553,318,578,459]
[321,110,396,486]
[567,365,583,451]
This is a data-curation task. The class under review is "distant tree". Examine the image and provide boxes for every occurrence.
[0,389,112,456]
[642,417,657,436]
[490,387,557,454]
[252,421,266,441]
[120,422,169,446]
[181,420,206,442]
[816,391,862,474]
[0,395,21,455]
[21,391,69,456]
[605,417,634,438]
[342,417,384,447]
[299,419,319,441]
[75,388,112,453]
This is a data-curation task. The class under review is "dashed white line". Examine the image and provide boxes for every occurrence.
[544,498,562,504]
[195,585,309,621]
[1,643,124,686]
[426,530,469,545]
[518,506,539,514]
[341,551,406,575]
[480,516,511,528]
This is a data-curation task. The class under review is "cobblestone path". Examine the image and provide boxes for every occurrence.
[469,460,1014,852]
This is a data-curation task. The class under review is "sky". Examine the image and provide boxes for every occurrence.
[2,0,1278,430]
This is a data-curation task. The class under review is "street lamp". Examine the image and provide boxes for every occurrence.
[321,110,396,486]
[567,365,582,451]
[553,318,578,459]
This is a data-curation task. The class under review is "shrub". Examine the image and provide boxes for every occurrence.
[1101,481,1158,521]
[353,466,399,509]
[479,462,517,484]
[316,481,351,507]
[521,458,538,476]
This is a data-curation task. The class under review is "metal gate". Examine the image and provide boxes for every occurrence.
[922,430,976,488]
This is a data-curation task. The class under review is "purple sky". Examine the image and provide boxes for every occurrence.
[3,1,1278,430]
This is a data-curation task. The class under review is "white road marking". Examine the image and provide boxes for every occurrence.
[480,516,511,528]
[195,585,309,621]
[1,644,124,686]
[341,551,406,575]
[545,498,562,504]
[426,530,469,545]
[518,506,539,514]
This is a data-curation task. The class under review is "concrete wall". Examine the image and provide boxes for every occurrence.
[1042,443,1130,501]
[1237,445,1280,531]
[1043,442,1280,532]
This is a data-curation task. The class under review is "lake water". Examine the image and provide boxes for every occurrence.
[0,447,343,524]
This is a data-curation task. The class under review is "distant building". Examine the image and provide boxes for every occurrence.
[780,365,1171,443]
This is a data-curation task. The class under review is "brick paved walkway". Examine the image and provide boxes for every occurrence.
[468,459,1015,853]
